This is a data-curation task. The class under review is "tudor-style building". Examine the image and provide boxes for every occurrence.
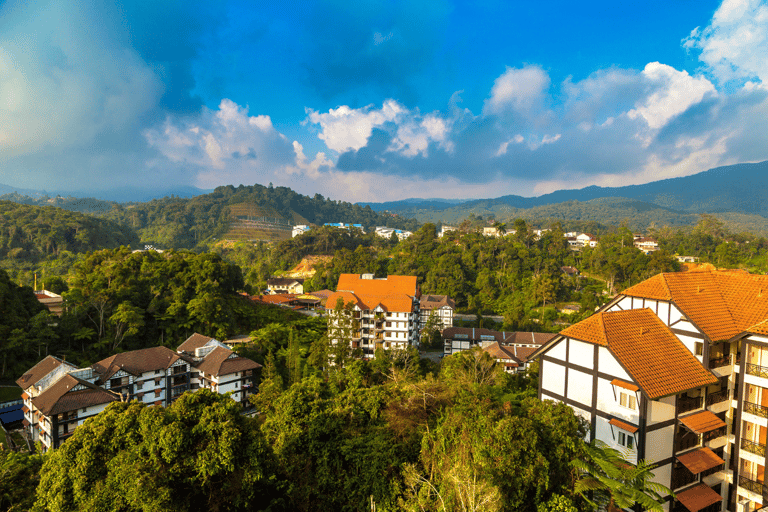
[420,294,455,331]
[325,273,421,358]
[17,334,261,452]
[534,267,768,512]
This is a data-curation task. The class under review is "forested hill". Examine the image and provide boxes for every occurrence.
[0,201,138,261]
[359,160,768,235]
[362,160,768,215]
[99,184,420,249]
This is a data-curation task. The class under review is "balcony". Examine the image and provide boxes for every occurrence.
[741,438,767,458]
[678,395,703,414]
[739,475,766,496]
[709,354,732,369]
[706,389,730,407]
[703,427,726,443]
[746,363,768,379]
[744,401,768,419]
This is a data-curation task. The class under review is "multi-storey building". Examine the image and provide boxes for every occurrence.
[18,334,260,452]
[534,267,768,512]
[420,294,455,331]
[325,273,421,358]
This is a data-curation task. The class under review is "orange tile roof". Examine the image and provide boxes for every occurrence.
[326,276,417,313]
[675,483,722,512]
[561,309,717,399]
[609,418,638,433]
[676,447,724,474]
[560,313,608,346]
[622,268,768,341]
[337,274,418,296]
[483,342,519,364]
[679,410,726,434]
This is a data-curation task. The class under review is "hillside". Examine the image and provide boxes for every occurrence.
[361,160,768,235]
[99,184,421,249]
[0,201,139,260]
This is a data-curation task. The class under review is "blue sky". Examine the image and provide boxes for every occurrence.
[1,0,767,202]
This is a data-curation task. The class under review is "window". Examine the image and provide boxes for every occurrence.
[618,431,635,449]
[135,381,143,390]
[695,342,703,357]
[619,391,637,410]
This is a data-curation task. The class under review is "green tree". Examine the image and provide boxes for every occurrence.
[34,391,276,512]
[572,440,672,512]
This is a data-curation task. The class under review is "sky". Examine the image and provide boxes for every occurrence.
[1,0,768,202]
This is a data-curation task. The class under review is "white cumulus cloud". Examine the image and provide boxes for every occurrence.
[685,0,768,85]
[628,63,716,131]
[484,65,550,115]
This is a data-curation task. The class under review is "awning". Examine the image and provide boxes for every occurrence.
[675,483,722,512]
[609,418,638,434]
[610,379,639,392]
[679,410,726,434]
[677,447,724,474]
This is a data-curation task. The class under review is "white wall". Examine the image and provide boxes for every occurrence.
[597,347,631,380]
[567,369,593,407]
[647,396,675,425]
[542,359,566,397]
[568,339,594,369]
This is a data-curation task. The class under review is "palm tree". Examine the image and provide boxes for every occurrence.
[571,440,673,512]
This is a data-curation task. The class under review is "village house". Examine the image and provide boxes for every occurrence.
[420,294,455,331]
[18,334,260,452]
[325,273,421,358]
[533,267,768,512]
[266,277,304,295]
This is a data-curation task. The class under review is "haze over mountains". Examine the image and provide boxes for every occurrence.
[357,161,768,234]
[1,160,767,239]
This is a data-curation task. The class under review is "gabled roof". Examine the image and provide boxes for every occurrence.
[482,342,519,363]
[16,355,74,390]
[267,277,303,286]
[31,374,119,416]
[195,346,260,377]
[420,295,456,310]
[325,291,415,313]
[93,346,181,381]
[561,309,717,399]
[177,333,215,354]
[621,267,768,341]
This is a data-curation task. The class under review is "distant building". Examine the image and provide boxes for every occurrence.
[439,226,457,238]
[292,225,311,237]
[420,294,455,331]
[325,273,421,358]
[266,278,304,295]
[34,290,64,316]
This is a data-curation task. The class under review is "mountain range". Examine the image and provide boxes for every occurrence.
[358,161,768,234]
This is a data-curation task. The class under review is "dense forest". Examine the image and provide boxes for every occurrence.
[3,346,670,512]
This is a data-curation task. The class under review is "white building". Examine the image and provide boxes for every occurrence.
[292,225,311,237]
[534,267,768,512]
[419,295,455,331]
[325,273,421,358]
[18,336,260,451]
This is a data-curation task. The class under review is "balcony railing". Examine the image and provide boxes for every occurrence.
[739,475,766,496]
[671,467,697,490]
[744,401,768,418]
[706,389,730,406]
[741,438,767,457]
[678,395,703,414]
[746,363,768,379]
[709,354,732,369]
[703,426,726,443]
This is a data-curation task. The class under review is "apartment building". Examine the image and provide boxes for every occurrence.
[18,334,260,452]
[534,267,768,512]
[325,273,421,358]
